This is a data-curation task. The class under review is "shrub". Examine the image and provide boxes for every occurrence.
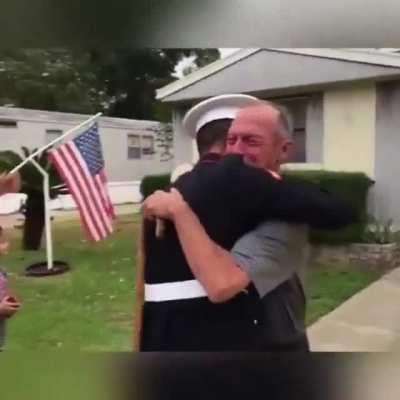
[140,173,171,198]
[362,216,394,244]
[140,169,375,244]
[282,170,374,244]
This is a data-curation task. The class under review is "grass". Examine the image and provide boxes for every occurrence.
[0,213,382,350]
[305,264,381,326]
[2,213,139,351]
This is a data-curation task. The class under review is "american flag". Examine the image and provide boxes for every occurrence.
[49,122,115,242]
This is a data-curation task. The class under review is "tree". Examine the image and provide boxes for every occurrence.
[0,48,220,122]
[149,123,174,161]
[0,49,110,114]
[89,48,220,120]
[0,148,63,250]
[181,49,220,76]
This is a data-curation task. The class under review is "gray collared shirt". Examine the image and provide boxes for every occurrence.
[231,222,309,298]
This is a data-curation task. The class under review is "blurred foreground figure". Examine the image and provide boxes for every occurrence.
[0,172,22,350]
[0,172,21,196]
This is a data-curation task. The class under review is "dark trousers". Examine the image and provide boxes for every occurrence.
[141,276,309,352]
[255,276,309,352]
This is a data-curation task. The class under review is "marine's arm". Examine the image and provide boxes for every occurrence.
[219,155,357,230]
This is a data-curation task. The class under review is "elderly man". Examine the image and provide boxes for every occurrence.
[141,96,355,351]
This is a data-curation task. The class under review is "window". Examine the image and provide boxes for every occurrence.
[291,128,306,163]
[0,119,17,128]
[141,135,155,156]
[127,134,155,160]
[128,134,141,159]
[275,97,308,163]
[46,129,63,144]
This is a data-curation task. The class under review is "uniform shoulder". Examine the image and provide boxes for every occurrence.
[220,154,246,167]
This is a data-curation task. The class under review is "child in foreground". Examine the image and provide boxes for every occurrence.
[0,172,22,349]
[0,228,21,350]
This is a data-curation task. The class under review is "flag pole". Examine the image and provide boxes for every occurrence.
[29,158,53,270]
[10,112,101,272]
[9,113,102,175]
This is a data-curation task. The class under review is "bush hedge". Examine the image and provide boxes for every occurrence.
[140,169,375,244]
[140,173,171,198]
[281,170,374,244]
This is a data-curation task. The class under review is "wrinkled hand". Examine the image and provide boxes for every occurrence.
[142,188,186,221]
[0,296,21,318]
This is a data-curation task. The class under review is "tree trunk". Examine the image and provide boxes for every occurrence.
[23,193,45,250]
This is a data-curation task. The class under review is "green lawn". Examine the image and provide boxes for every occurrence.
[305,265,381,325]
[1,213,381,350]
[2,213,140,351]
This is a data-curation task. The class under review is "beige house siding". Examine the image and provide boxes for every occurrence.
[0,109,172,182]
[323,83,376,178]
[373,80,400,229]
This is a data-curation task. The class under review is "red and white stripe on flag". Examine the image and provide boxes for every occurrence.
[49,123,115,242]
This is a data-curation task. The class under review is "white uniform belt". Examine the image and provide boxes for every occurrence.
[145,279,207,302]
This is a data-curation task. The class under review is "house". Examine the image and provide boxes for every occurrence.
[0,107,173,211]
[0,107,173,181]
[156,48,400,230]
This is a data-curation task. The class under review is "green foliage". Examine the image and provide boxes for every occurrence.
[282,170,375,244]
[0,48,220,121]
[92,48,219,120]
[139,169,374,244]
[151,101,173,123]
[140,173,171,198]
[152,122,174,161]
[306,264,381,325]
[0,49,109,114]
[0,147,62,200]
[362,216,394,244]
[3,214,140,351]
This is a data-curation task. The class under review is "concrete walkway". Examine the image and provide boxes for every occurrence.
[308,267,400,351]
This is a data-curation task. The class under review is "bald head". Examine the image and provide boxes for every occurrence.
[226,101,294,172]
[237,101,292,138]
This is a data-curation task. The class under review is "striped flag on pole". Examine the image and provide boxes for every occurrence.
[49,122,115,242]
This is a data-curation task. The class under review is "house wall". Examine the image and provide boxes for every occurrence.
[0,120,48,153]
[323,83,376,178]
[374,80,400,229]
[305,94,324,164]
[101,124,172,181]
[0,116,172,181]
